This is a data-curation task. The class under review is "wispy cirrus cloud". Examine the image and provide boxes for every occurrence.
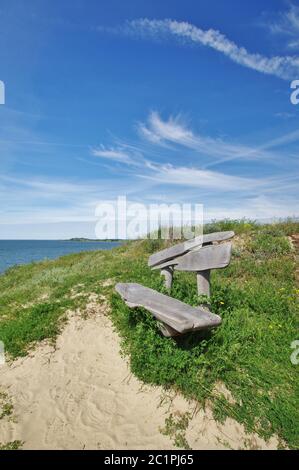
[90,111,299,198]
[91,145,135,164]
[142,161,299,195]
[204,194,299,221]
[90,116,268,192]
[267,3,299,50]
[275,112,295,119]
[0,172,146,225]
[139,162,260,191]
[138,111,279,165]
[117,18,299,80]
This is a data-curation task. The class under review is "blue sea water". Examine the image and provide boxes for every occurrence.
[0,240,121,274]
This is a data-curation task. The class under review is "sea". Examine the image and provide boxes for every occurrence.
[0,240,121,274]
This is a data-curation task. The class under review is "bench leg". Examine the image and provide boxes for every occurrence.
[158,322,180,337]
[197,269,210,297]
[160,267,173,290]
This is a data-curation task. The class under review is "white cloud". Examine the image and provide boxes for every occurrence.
[0,173,143,224]
[205,194,299,220]
[91,112,299,197]
[138,111,277,164]
[138,112,192,145]
[268,3,299,49]
[124,18,299,80]
[274,112,295,119]
[92,145,134,164]
[140,162,261,191]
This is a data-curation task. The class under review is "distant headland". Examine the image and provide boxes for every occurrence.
[66,238,121,242]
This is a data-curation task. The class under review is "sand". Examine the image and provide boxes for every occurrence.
[0,293,278,450]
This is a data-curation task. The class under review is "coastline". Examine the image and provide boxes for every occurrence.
[0,240,122,275]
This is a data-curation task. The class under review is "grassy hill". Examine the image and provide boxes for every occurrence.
[0,219,298,448]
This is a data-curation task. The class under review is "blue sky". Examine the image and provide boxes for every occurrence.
[0,0,298,238]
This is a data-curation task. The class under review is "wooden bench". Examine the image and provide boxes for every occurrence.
[149,231,234,295]
[115,283,221,337]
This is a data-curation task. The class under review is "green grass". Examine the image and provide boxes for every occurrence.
[160,412,192,449]
[0,220,298,448]
[0,391,13,420]
[0,440,23,450]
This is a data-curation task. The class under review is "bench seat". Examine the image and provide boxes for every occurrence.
[115,283,221,337]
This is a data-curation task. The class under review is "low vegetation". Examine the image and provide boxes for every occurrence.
[0,390,22,450]
[0,391,13,420]
[0,440,23,450]
[160,412,192,449]
[0,219,298,448]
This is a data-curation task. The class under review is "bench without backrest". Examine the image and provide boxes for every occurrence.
[115,283,221,337]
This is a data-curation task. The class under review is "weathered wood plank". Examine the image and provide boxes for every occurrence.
[151,258,180,270]
[148,231,234,268]
[148,236,203,268]
[175,242,232,272]
[115,283,221,335]
[202,230,234,244]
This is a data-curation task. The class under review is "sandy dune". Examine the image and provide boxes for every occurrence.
[0,294,278,450]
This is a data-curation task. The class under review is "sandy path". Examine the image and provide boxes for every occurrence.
[0,295,278,450]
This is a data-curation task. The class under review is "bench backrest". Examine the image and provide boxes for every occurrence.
[175,242,232,272]
[148,231,234,268]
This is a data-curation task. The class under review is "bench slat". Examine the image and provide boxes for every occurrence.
[115,283,221,334]
[148,236,203,268]
[175,243,232,272]
[148,231,234,268]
